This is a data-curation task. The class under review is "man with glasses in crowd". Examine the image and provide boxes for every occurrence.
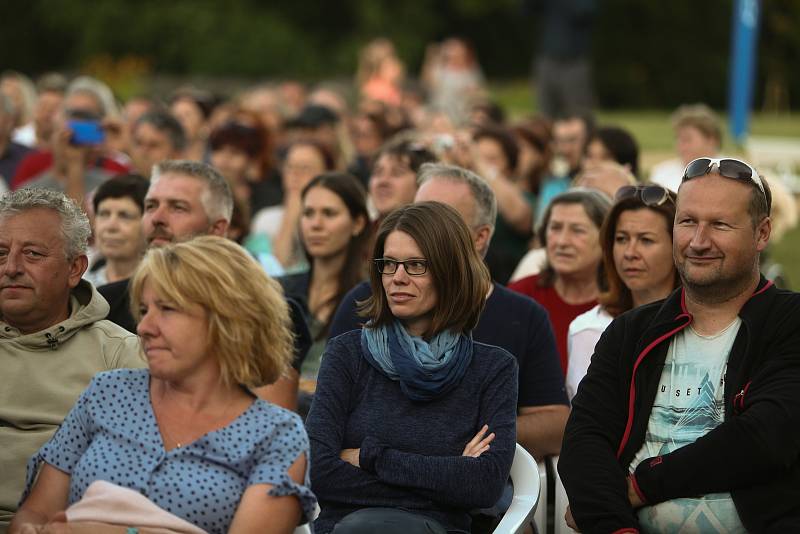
[560,157,800,532]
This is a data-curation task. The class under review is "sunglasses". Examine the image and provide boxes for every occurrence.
[615,184,674,207]
[681,157,765,198]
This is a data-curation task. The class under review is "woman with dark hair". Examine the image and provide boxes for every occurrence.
[509,188,612,374]
[86,174,149,287]
[251,140,337,272]
[512,117,553,198]
[210,110,282,215]
[348,111,391,187]
[472,125,534,284]
[566,185,679,399]
[306,202,517,534]
[209,120,268,208]
[583,125,640,177]
[278,172,369,410]
[170,87,214,163]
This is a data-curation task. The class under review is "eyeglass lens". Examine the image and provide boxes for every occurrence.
[375,259,427,275]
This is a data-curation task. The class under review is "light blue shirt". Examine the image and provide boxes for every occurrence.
[24,369,316,534]
[536,175,571,224]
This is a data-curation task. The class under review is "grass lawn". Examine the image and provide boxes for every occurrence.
[489,80,800,288]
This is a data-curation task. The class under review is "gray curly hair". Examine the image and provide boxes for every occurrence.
[0,188,91,260]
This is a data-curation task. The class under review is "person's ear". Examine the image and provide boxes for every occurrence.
[756,216,771,253]
[353,214,367,237]
[209,218,230,238]
[68,255,89,289]
[474,225,493,257]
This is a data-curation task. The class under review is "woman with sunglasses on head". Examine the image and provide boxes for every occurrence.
[509,188,612,376]
[566,185,680,399]
[306,202,517,534]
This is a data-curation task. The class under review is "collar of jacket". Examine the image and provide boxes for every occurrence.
[0,279,110,350]
[615,276,775,459]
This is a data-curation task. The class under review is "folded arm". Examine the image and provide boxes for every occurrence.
[633,342,800,504]
[357,357,518,509]
[306,338,427,506]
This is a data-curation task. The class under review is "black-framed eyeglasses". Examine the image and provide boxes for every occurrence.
[681,157,765,198]
[615,184,675,207]
[373,258,428,276]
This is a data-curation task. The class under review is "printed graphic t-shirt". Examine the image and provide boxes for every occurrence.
[631,318,747,533]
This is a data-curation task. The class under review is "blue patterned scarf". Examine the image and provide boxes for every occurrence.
[361,321,473,401]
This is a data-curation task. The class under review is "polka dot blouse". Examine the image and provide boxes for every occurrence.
[23,369,316,533]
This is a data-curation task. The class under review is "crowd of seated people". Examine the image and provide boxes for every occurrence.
[3,35,800,534]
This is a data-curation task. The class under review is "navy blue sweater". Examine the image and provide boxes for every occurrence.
[306,330,518,533]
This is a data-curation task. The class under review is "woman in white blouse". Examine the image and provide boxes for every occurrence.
[566,184,680,399]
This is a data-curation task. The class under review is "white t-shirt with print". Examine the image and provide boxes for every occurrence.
[631,318,747,534]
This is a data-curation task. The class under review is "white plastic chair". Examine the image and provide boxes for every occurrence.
[533,458,548,534]
[551,455,574,534]
[493,443,541,534]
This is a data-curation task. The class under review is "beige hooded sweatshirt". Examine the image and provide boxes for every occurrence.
[0,280,144,529]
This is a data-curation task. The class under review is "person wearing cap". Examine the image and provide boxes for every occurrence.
[559,157,800,532]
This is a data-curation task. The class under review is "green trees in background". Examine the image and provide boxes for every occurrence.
[1,0,797,110]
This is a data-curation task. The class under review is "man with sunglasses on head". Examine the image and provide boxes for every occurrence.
[559,157,800,532]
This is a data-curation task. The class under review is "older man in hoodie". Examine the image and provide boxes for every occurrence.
[0,188,142,530]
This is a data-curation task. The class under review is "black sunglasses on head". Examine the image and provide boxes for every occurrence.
[681,157,765,199]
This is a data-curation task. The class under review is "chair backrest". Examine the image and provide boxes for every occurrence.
[492,443,541,534]
[533,458,549,534]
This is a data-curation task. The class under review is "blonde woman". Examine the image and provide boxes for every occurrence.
[12,236,316,534]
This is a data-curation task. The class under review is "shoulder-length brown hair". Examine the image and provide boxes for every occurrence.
[598,189,681,317]
[358,201,491,337]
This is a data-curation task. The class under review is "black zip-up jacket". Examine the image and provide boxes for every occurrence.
[559,277,800,533]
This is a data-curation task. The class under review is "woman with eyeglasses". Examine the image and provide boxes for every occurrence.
[305,202,517,534]
[566,185,680,399]
[508,188,612,375]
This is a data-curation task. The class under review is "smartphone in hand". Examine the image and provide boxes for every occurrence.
[68,120,105,145]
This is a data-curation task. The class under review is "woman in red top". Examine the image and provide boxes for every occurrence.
[508,188,612,374]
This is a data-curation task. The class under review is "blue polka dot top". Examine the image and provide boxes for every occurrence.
[22,369,317,533]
